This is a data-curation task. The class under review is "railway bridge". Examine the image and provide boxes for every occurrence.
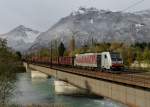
[24,62,150,107]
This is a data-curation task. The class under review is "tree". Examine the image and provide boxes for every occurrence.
[38,48,50,57]
[0,39,7,49]
[0,38,17,105]
[69,36,76,56]
[127,47,134,66]
[110,42,123,51]
[119,46,128,66]
[69,29,79,49]
[70,36,75,52]
[58,42,66,57]
[135,48,143,64]
[94,43,110,52]
[16,51,22,60]
[143,47,150,63]
[0,63,16,105]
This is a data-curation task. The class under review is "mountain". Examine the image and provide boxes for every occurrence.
[0,25,40,52]
[30,7,150,51]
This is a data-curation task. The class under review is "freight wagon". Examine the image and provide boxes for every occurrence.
[59,57,74,66]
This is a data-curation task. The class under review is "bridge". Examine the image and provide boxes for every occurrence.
[24,62,150,107]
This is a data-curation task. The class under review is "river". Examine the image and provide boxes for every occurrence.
[11,73,128,107]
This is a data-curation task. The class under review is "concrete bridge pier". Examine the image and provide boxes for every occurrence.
[31,70,48,79]
[23,62,30,72]
[54,80,87,95]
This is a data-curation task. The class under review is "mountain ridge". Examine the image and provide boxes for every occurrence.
[30,7,150,51]
[0,25,40,52]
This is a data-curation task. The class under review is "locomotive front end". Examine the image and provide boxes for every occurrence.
[110,52,124,71]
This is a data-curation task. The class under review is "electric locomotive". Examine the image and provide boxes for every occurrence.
[74,52,124,72]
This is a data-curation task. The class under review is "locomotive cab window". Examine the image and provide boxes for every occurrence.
[110,52,122,61]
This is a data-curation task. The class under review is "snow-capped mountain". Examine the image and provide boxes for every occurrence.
[30,7,150,51]
[0,25,40,52]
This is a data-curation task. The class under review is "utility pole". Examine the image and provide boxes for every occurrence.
[50,42,52,68]
[55,40,59,65]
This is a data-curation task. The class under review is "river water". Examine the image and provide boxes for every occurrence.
[12,73,128,107]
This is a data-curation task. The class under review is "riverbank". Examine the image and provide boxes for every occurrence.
[15,65,26,73]
[0,104,68,107]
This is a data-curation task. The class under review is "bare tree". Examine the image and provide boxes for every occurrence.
[0,64,16,105]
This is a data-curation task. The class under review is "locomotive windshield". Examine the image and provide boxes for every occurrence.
[110,52,122,61]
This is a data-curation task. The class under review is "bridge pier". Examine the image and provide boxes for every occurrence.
[31,70,48,78]
[23,62,30,72]
[54,80,87,95]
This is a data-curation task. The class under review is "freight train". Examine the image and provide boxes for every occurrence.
[29,52,124,72]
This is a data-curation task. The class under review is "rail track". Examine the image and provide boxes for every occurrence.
[53,66,150,89]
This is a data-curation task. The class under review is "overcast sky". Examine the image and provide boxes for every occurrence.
[0,0,149,33]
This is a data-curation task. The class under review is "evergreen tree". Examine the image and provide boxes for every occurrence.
[16,51,22,60]
[58,42,66,57]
